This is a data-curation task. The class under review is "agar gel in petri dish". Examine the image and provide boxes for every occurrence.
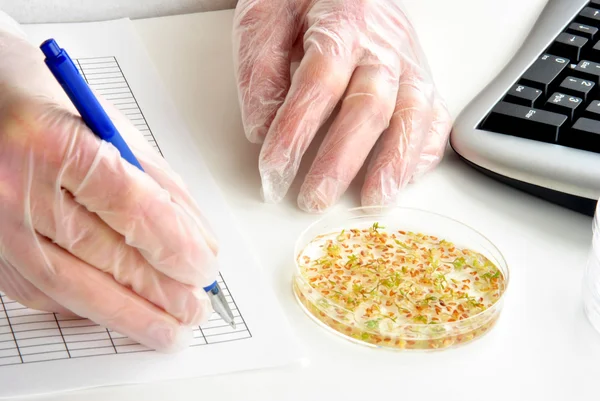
[292,207,509,351]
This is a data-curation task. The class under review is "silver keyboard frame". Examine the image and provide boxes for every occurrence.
[450,0,600,202]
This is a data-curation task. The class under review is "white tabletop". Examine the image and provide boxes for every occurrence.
[31,1,600,399]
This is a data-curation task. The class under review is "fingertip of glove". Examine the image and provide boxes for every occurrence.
[190,288,213,326]
[297,191,329,214]
[260,185,282,204]
[297,183,337,214]
[298,175,352,213]
[244,126,267,145]
[259,170,289,204]
[165,284,213,332]
[147,321,193,353]
[361,185,401,210]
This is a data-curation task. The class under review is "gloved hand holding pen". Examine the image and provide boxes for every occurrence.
[233,0,453,212]
[0,25,220,352]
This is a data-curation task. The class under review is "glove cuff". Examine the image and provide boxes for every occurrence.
[0,9,27,39]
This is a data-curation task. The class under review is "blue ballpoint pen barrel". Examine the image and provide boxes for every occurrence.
[40,39,144,171]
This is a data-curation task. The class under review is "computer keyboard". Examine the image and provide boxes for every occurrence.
[451,0,600,216]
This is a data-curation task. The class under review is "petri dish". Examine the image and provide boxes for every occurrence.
[292,206,509,351]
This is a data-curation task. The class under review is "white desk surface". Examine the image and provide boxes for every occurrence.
[28,1,600,400]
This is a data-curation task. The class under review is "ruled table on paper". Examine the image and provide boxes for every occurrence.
[74,56,162,154]
[0,269,250,367]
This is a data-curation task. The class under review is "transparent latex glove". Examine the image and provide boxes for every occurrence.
[0,28,220,352]
[233,0,452,212]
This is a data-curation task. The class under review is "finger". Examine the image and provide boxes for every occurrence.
[6,98,219,288]
[4,228,192,352]
[69,143,219,289]
[411,95,453,180]
[0,258,74,316]
[96,94,220,256]
[297,64,399,212]
[0,134,74,317]
[259,48,355,203]
[361,68,435,207]
[127,153,219,256]
[232,1,299,143]
[29,183,211,326]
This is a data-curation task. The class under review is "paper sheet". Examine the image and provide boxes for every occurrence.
[0,18,301,398]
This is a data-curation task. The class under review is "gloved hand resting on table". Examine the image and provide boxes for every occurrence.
[233,0,453,212]
[0,24,219,352]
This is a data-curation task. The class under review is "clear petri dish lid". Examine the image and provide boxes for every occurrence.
[292,206,509,351]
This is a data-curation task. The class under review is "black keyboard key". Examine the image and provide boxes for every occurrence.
[569,60,600,84]
[558,76,595,101]
[584,100,600,119]
[589,40,600,61]
[503,84,542,107]
[549,33,587,61]
[560,117,600,152]
[544,92,584,121]
[577,7,600,27]
[592,0,600,6]
[482,101,567,143]
[520,54,570,94]
[567,23,598,41]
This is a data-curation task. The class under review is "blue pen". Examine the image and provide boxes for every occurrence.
[40,39,236,329]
